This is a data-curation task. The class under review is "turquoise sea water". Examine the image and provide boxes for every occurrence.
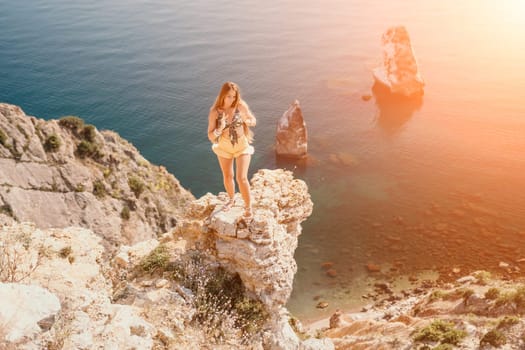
[2,0,525,321]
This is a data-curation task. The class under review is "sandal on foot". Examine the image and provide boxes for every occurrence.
[221,198,235,212]
[242,207,253,220]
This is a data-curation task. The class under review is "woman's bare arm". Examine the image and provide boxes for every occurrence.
[207,109,219,142]
[240,100,256,127]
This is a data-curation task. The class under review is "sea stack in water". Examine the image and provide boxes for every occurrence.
[275,100,307,159]
[373,26,424,97]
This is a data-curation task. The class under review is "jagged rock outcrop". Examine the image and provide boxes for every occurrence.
[373,26,424,97]
[184,168,332,349]
[187,169,313,313]
[275,101,308,159]
[0,103,194,245]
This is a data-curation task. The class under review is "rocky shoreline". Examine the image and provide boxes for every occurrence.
[300,270,525,349]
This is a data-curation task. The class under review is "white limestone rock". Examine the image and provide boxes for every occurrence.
[275,100,308,159]
[262,311,301,350]
[373,26,424,97]
[204,169,313,312]
[0,283,61,343]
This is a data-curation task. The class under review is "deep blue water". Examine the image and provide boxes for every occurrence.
[2,0,525,321]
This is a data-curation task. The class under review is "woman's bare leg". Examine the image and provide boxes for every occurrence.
[217,156,235,201]
[235,154,252,215]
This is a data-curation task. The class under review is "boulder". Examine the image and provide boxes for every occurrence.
[262,311,301,350]
[0,283,61,343]
[373,26,424,97]
[275,100,308,159]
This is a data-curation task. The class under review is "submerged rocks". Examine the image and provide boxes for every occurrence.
[275,100,308,159]
[329,309,343,329]
[317,301,329,309]
[373,26,424,98]
[367,263,382,273]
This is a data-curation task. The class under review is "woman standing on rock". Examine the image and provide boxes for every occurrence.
[208,82,256,219]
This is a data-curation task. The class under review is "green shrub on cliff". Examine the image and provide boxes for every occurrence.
[128,177,145,198]
[413,319,466,346]
[497,316,519,329]
[0,204,14,218]
[120,205,130,220]
[0,128,7,146]
[473,270,492,285]
[140,244,169,273]
[61,117,103,160]
[495,285,525,310]
[81,124,96,142]
[0,129,21,159]
[171,250,269,342]
[76,140,102,159]
[480,329,506,347]
[59,116,84,132]
[76,140,93,158]
[234,296,269,335]
[92,180,106,198]
[44,134,61,152]
[485,287,500,300]
[59,116,97,141]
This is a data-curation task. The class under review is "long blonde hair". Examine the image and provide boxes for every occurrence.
[211,82,254,143]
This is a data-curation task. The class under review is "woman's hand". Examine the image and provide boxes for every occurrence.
[244,116,256,126]
[208,109,226,142]
[217,112,227,131]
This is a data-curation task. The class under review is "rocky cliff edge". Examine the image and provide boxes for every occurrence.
[0,103,194,246]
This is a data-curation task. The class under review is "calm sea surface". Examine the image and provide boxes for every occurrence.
[1,0,525,321]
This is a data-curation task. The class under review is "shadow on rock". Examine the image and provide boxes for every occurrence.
[372,81,423,135]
